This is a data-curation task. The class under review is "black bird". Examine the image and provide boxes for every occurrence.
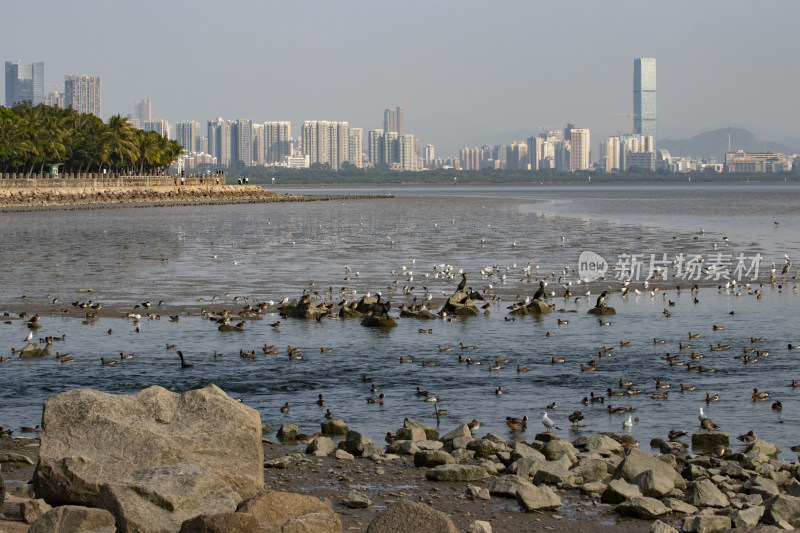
[533,280,546,300]
[177,350,193,368]
[568,410,583,426]
[595,291,607,308]
[456,273,467,293]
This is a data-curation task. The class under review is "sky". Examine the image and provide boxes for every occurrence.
[3,0,799,156]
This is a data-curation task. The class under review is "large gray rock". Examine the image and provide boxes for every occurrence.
[441,424,472,442]
[684,479,730,508]
[178,512,261,533]
[20,498,52,525]
[762,493,800,527]
[585,433,624,455]
[414,450,456,468]
[601,479,643,504]
[691,432,730,449]
[631,469,675,498]
[569,459,609,483]
[466,439,503,459]
[425,464,490,482]
[516,485,562,511]
[277,424,298,441]
[395,427,426,441]
[541,439,577,462]
[97,462,239,533]
[443,292,480,316]
[19,343,49,358]
[404,418,439,440]
[33,385,263,508]
[321,419,349,435]
[744,476,780,500]
[681,514,732,533]
[731,505,765,528]
[615,497,671,519]
[510,441,546,462]
[343,490,371,509]
[28,505,116,533]
[237,489,341,532]
[366,499,458,533]
[486,475,534,498]
[613,447,685,490]
[345,430,374,456]
[746,440,780,458]
[307,436,337,456]
[650,519,679,533]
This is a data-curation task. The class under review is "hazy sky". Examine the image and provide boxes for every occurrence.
[3,0,798,155]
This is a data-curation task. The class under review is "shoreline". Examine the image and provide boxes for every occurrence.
[0,184,394,212]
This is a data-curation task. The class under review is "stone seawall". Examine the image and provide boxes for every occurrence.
[0,173,224,189]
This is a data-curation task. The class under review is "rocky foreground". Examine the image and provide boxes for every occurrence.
[1,385,798,532]
[0,185,300,209]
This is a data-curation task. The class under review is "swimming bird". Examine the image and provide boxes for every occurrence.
[100,357,117,366]
[177,350,193,368]
[280,402,290,413]
[623,415,633,428]
[366,393,385,404]
[551,356,565,364]
[619,377,633,387]
[495,386,503,395]
[737,430,757,443]
[517,363,530,372]
[772,400,783,411]
[506,416,527,431]
[324,408,333,419]
[680,384,696,391]
[316,394,325,406]
[361,374,373,383]
[705,393,720,402]
[416,386,429,397]
[541,412,560,432]
[668,429,687,440]
[120,352,133,360]
[752,387,769,401]
[650,391,669,400]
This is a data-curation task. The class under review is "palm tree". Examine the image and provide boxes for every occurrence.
[99,115,137,172]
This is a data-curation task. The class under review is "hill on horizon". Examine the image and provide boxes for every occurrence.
[659,128,799,163]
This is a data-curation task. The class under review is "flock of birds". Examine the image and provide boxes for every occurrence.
[2,248,798,449]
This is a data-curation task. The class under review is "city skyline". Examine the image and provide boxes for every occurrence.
[1,1,798,156]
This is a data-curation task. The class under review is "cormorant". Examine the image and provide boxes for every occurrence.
[596,291,607,308]
[533,281,546,300]
[456,273,467,292]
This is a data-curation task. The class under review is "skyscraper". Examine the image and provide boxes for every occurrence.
[348,128,363,168]
[383,106,403,135]
[5,61,45,106]
[176,121,201,153]
[64,75,101,116]
[135,99,152,127]
[569,129,591,171]
[633,58,656,142]
[265,121,292,163]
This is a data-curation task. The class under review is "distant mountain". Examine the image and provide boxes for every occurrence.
[659,128,796,163]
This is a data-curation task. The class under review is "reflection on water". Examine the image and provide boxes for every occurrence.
[0,184,799,457]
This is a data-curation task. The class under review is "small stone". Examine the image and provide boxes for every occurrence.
[516,485,562,512]
[466,485,491,500]
[20,499,52,524]
[334,449,355,461]
[650,519,679,533]
[343,490,371,509]
[467,520,492,533]
[615,497,671,519]
[681,514,731,533]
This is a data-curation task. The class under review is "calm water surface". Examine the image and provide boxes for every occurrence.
[1,184,798,458]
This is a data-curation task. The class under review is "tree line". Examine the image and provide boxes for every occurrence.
[0,102,183,176]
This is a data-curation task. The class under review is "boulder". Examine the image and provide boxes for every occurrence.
[731,505,765,528]
[283,297,331,320]
[178,512,261,533]
[569,459,609,483]
[361,316,398,328]
[425,464,490,482]
[334,450,354,461]
[516,484,562,512]
[307,436,337,456]
[321,419,349,435]
[664,498,698,515]
[33,385,263,508]
[762,493,800,527]
[338,306,364,319]
[399,309,438,319]
[237,490,341,532]
[441,424,472,442]
[28,505,116,533]
[744,476,780,500]
[510,441,546,462]
[532,460,573,486]
[510,457,538,477]
[691,432,730,449]
[404,419,439,441]
[20,498,52,524]
[615,497,671,519]
[585,433,624,455]
[19,343,49,358]
[486,475,534,498]
[681,514,732,533]
[386,441,420,455]
[631,469,675,498]
[468,520,493,533]
[277,424,298,441]
[587,306,616,315]
[362,442,383,458]
[542,440,577,462]
[414,450,456,468]
[396,427,426,441]
[343,490,371,509]
[467,439,503,459]
[466,485,491,500]
[684,479,730,508]
[366,500,458,533]
[613,447,685,490]
[345,430,373,456]
[746,440,780,458]
[97,462,239,533]
[650,519,679,533]
[217,324,244,332]
[443,292,479,317]
[601,479,643,504]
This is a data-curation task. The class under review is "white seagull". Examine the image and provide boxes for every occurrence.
[541,412,560,432]
[698,407,707,423]
[24,330,33,343]
[623,415,633,428]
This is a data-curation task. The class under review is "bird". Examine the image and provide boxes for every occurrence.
[701,417,720,431]
[737,430,757,443]
[495,386,503,395]
[506,416,527,431]
[468,419,482,431]
[623,415,633,428]
[772,400,783,411]
[698,407,708,422]
[24,330,33,343]
[533,280,546,300]
[541,412,560,432]
[416,386,429,397]
[752,387,769,401]
[705,392,720,403]
[517,363,530,372]
[316,394,325,406]
[177,350,193,368]
[324,409,333,419]
[668,429,687,440]
[595,291,607,308]
[100,357,116,366]
[568,411,583,426]
[366,393,385,404]
[456,273,467,292]
[280,402,290,413]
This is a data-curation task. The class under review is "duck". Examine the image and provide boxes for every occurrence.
[546,401,557,409]
[385,432,396,444]
[580,363,596,372]
[460,342,476,350]
[468,419,482,431]
[737,430,757,443]
[421,360,436,367]
[752,387,769,401]
[495,386,503,395]
[517,364,530,372]
[319,347,333,353]
[361,374,373,383]
[653,338,666,344]
[792,379,799,388]
[280,402,290,413]
[688,332,700,339]
[166,343,177,350]
[589,392,604,403]
[625,388,642,395]
[296,432,322,445]
[438,345,451,352]
[551,356,565,364]
[655,380,671,390]
[100,357,117,366]
[619,341,631,347]
[495,356,509,364]
[21,425,40,433]
[690,351,704,359]
[619,377,633,387]
[316,394,326,406]
[568,411,583,426]
[772,400,783,411]
[506,415,528,431]
[700,417,719,431]
[650,391,669,400]
[324,409,333,419]
[120,352,134,360]
[607,405,628,414]
[668,429,687,440]
[416,386,429,397]
[177,351,193,368]
[712,325,724,331]
[607,387,625,397]
[706,392,720,402]
[680,384,696,392]
[750,337,762,343]
[698,366,717,373]
[366,393,385,404]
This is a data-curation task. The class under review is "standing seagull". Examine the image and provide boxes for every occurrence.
[541,411,560,432]
[24,330,33,343]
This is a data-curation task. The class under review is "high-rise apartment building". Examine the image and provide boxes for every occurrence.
[369,129,384,167]
[302,121,356,170]
[569,129,590,171]
[144,119,171,139]
[208,118,232,166]
[252,124,265,166]
[5,60,45,106]
[135,99,152,127]
[634,58,656,142]
[383,106,403,135]
[398,134,415,171]
[424,145,435,169]
[265,121,292,163]
[383,132,399,166]
[233,119,254,166]
[176,121,201,153]
[64,75,101,116]
[348,128,363,168]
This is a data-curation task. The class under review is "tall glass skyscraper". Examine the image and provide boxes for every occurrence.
[633,58,656,142]
[5,60,45,106]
